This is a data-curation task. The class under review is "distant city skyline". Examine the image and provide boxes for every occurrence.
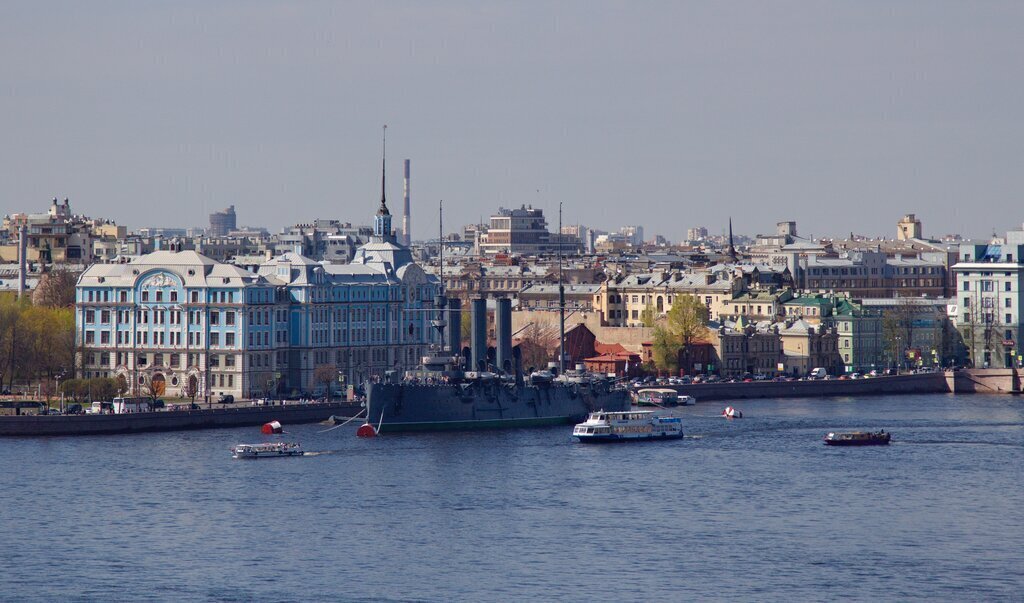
[2,2,1022,241]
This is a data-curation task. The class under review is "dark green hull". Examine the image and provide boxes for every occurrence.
[367,380,630,433]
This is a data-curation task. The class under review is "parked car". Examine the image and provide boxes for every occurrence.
[217,394,234,404]
[809,367,828,380]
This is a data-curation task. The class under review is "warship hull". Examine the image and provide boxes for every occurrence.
[366,381,631,432]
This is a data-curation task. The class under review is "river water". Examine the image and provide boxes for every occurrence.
[2,393,1022,602]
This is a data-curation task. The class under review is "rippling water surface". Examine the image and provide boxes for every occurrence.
[2,393,1023,601]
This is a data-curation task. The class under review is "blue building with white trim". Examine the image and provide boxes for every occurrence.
[75,195,439,400]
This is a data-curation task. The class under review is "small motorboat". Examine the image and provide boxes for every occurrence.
[678,395,696,406]
[573,410,683,443]
[231,442,304,459]
[722,406,743,419]
[823,430,891,446]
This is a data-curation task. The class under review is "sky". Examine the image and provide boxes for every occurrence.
[1,1,1022,242]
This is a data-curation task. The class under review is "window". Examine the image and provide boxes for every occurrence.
[1007,314,1013,325]
[170,354,179,368]
[170,291,178,302]
[1006,298,1012,308]
[225,333,235,347]
[101,310,110,323]
[210,333,220,346]
[964,297,970,308]
[142,291,149,302]
[225,355,235,367]
[963,281,970,291]
[210,311,220,325]
[85,331,95,344]
[226,311,235,326]
[1006,282,1012,292]
[85,310,95,323]
[982,280,994,292]
[156,291,163,302]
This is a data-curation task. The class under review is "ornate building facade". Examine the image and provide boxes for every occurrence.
[75,178,440,399]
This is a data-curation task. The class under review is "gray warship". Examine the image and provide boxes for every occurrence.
[365,296,631,432]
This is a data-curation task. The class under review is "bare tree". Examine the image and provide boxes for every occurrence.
[31,268,78,308]
[517,322,559,372]
[313,364,338,399]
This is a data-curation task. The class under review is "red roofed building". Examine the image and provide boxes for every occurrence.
[584,351,642,378]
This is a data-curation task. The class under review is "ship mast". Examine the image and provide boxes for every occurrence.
[433,200,449,353]
[558,201,565,373]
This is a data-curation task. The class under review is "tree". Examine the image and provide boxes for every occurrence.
[650,325,679,374]
[184,375,198,403]
[313,364,338,398]
[460,311,472,350]
[882,298,917,371]
[251,370,275,400]
[639,303,658,328]
[656,295,710,375]
[31,268,77,308]
[517,322,558,372]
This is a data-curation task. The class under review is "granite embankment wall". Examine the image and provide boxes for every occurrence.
[951,369,1021,394]
[670,372,952,402]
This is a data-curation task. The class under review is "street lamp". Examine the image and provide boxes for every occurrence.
[894,336,902,375]
[56,369,67,414]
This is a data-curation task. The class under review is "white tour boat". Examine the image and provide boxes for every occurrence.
[573,410,683,443]
[231,442,304,459]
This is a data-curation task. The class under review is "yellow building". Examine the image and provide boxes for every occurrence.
[594,271,741,327]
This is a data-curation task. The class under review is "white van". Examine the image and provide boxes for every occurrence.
[809,367,828,380]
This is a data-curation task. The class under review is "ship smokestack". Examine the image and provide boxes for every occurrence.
[17,224,27,298]
[471,298,487,372]
[447,297,462,362]
[403,159,411,246]
[496,297,512,373]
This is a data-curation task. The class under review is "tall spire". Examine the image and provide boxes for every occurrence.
[728,217,738,261]
[373,125,394,241]
[379,124,388,213]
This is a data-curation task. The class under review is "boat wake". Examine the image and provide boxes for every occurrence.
[899,439,1023,448]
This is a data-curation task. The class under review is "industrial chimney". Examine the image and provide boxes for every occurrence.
[471,298,487,372]
[496,298,512,374]
[403,159,411,246]
[447,297,462,360]
[17,224,27,298]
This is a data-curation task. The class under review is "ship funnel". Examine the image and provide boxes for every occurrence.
[471,298,487,371]
[447,297,462,358]
[495,298,512,374]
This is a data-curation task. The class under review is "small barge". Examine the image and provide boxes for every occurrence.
[824,430,891,446]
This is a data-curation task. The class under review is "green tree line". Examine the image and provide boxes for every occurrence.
[0,291,76,393]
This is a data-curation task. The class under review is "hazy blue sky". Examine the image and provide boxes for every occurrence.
[2,2,1022,241]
